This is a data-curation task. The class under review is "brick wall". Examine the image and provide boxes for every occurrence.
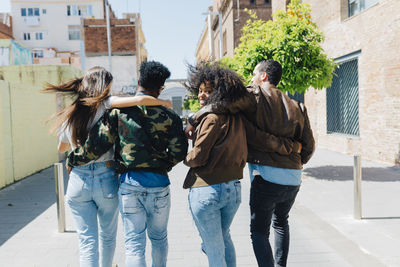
[0,21,13,39]
[303,0,400,165]
[201,0,273,59]
[84,18,136,56]
[233,1,272,48]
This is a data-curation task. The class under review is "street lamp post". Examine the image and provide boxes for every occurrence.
[105,0,112,72]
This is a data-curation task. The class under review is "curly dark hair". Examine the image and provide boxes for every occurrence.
[139,61,171,93]
[185,63,248,106]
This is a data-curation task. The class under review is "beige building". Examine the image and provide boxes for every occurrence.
[275,0,400,165]
[10,0,106,57]
[196,0,273,62]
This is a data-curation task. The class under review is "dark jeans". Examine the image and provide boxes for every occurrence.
[250,175,300,267]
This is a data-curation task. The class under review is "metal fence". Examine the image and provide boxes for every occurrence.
[326,58,360,136]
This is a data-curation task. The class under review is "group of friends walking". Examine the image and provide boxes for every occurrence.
[44,59,315,267]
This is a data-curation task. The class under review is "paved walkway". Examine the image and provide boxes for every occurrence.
[0,148,399,266]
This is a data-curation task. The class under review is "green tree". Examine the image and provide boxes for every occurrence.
[221,0,335,94]
[183,95,201,113]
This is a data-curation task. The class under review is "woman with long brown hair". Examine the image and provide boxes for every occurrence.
[43,66,171,267]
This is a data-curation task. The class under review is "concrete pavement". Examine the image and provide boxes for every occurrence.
[0,148,399,266]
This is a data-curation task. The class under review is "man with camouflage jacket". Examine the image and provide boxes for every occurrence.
[67,61,188,267]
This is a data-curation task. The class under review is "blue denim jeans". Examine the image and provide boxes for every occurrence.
[66,162,119,267]
[250,175,300,267]
[189,179,242,267]
[118,182,171,267]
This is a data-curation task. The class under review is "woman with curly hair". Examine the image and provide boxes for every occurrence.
[183,63,252,267]
[43,66,171,267]
[184,63,300,267]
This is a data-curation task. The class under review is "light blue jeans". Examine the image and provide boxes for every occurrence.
[189,179,242,267]
[66,162,119,267]
[118,182,171,267]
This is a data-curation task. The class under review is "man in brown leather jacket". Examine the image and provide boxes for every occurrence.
[248,60,315,267]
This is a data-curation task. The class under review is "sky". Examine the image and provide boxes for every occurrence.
[0,0,213,79]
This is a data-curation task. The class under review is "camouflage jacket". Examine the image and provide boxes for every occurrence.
[67,106,188,175]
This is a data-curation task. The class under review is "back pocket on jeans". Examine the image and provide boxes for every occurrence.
[66,173,85,200]
[195,184,221,206]
[120,193,141,214]
[100,176,118,199]
[154,191,170,211]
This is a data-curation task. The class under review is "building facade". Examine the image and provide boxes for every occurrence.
[196,0,400,165]
[196,0,272,62]
[83,13,147,95]
[274,0,400,165]
[0,14,13,39]
[10,0,105,57]
[159,79,188,117]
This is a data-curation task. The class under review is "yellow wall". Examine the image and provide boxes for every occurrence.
[0,81,14,188]
[0,65,82,188]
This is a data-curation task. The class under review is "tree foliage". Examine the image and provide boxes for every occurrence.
[221,0,335,94]
[183,95,201,112]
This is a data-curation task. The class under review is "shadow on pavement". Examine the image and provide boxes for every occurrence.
[363,216,400,220]
[303,166,400,182]
[0,165,69,246]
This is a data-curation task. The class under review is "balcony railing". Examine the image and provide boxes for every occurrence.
[24,16,40,26]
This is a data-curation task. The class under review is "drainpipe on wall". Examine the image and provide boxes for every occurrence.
[235,0,240,22]
[207,14,214,61]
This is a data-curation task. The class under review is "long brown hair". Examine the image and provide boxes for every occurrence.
[43,66,113,146]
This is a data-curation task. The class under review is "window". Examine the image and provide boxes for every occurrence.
[250,0,255,4]
[288,92,304,103]
[42,9,46,14]
[33,51,44,58]
[265,0,270,3]
[78,5,88,16]
[67,5,90,17]
[35,32,43,40]
[23,32,31,40]
[68,26,81,40]
[21,7,40,17]
[326,55,360,136]
[349,0,379,17]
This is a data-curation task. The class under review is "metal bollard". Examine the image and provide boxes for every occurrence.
[54,163,66,232]
[353,155,362,219]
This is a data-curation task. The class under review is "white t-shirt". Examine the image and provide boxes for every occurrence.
[58,97,114,164]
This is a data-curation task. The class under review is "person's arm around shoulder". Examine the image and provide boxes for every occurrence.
[108,95,172,109]
[184,114,221,168]
[300,106,315,164]
[66,109,119,168]
[243,116,301,155]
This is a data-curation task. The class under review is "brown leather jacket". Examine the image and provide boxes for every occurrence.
[183,113,247,188]
[184,90,304,188]
[245,85,315,169]
[188,85,314,171]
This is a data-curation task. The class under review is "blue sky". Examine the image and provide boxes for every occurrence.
[0,0,213,79]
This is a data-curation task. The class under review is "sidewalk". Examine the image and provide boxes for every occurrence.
[0,148,399,266]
